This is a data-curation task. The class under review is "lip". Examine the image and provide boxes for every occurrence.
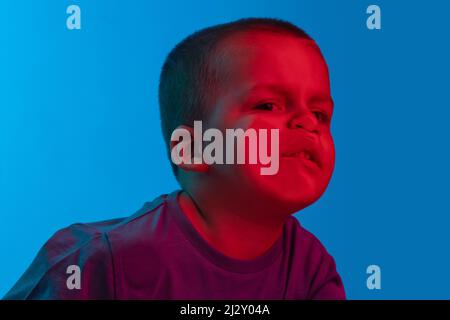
[281,148,322,169]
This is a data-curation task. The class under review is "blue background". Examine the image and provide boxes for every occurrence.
[1,0,449,299]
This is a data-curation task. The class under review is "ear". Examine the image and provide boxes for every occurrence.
[170,125,209,173]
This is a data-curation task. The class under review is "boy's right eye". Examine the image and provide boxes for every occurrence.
[253,102,276,111]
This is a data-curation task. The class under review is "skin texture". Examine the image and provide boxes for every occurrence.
[174,30,335,260]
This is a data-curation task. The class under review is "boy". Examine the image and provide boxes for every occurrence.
[4,18,345,299]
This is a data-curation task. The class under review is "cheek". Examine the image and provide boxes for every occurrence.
[219,115,282,159]
[217,109,284,129]
[208,116,282,182]
[321,133,335,176]
[240,116,283,131]
[206,117,334,209]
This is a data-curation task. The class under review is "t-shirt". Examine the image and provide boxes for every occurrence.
[3,190,345,300]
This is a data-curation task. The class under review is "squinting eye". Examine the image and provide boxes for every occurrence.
[312,111,329,123]
[254,102,276,111]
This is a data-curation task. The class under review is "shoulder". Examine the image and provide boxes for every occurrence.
[285,216,333,273]
[3,192,171,300]
[285,216,330,256]
[3,222,115,299]
[285,216,346,300]
[47,191,172,270]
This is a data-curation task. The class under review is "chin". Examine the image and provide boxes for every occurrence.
[247,173,325,214]
[220,164,330,214]
[271,184,322,213]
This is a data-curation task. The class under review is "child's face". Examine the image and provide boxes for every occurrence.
[203,31,335,214]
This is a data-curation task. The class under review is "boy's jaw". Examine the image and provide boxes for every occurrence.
[224,132,334,214]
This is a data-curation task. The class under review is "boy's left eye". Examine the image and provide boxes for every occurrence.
[253,102,276,111]
[312,111,330,123]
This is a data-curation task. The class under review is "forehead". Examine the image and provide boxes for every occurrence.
[213,30,330,98]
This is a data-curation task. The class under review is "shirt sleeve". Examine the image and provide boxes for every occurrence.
[3,224,115,300]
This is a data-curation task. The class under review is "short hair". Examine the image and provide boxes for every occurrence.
[158,17,313,179]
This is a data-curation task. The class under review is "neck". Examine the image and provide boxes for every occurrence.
[178,190,287,260]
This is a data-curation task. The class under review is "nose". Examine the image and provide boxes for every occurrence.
[289,113,319,134]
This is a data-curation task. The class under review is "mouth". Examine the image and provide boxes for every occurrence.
[282,150,322,169]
